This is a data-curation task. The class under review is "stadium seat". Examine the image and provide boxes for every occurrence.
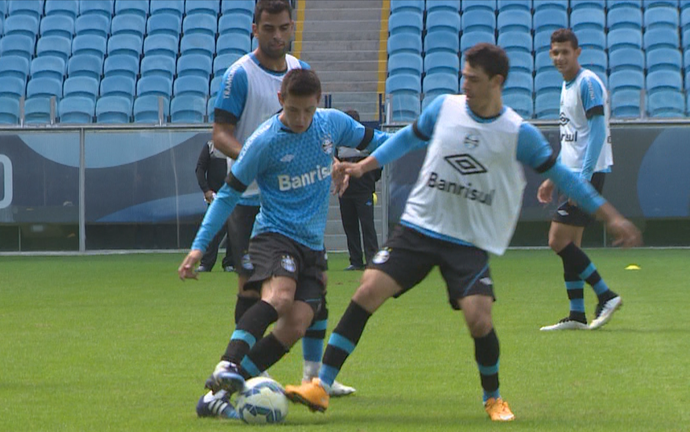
[45,0,78,19]
[609,47,645,72]
[579,49,607,75]
[460,31,495,53]
[36,35,71,61]
[216,33,251,56]
[607,6,643,31]
[533,9,568,33]
[570,8,605,31]
[645,0,679,8]
[0,77,25,98]
[646,48,682,72]
[425,10,461,34]
[611,89,642,118]
[0,55,30,80]
[137,76,173,98]
[386,73,421,94]
[644,7,680,30]
[220,0,254,17]
[213,53,242,77]
[143,34,179,59]
[571,0,605,10]
[140,55,175,79]
[503,93,533,119]
[388,11,424,36]
[423,52,459,75]
[533,31,553,54]
[63,76,99,101]
[606,0,642,9]
[218,13,252,36]
[4,15,40,39]
[207,97,216,121]
[210,75,223,97]
[8,0,43,20]
[389,0,424,14]
[111,14,146,38]
[497,31,532,53]
[40,15,74,39]
[609,70,644,93]
[648,90,685,117]
[0,0,6,15]
[647,70,683,94]
[180,34,215,59]
[96,95,132,123]
[388,52,423,77]
[462,10,496,33]
[74,14,109,38]
[173,76,209,98]
[171,95,207,123]
[389,33,423,55]
[426,0,460,13]
[423,72,458,98]
[0,15,4,36]
[59,96,95,123]
[103,54,138,79]
[147,13,182,37]
[185,0,219,16]
[534,70,563,93]
[534,91,560,119]
[505,50,534,73]
[251,37,258,51]
[100,75,135,102]
[150,0,184,17]
[683,7,690,31]
[682,0,690,9]
[498,0,532,12]
[533,0,568,11]
[27,77,63,99]
[0,35,35,61]
[643,28,679,50]
[462,0,496,12]
[0,96,21,124]
[503,70,533,97]
[177,54,213,78]
[497,10,531,33]
[607,29,643,51]
[390,93,420,122]
[30,56,65,81]
[115,0,148,18]
[133,94,170,123]
[183,13,217,37]
[68,54,102,79]
[79,0,113,20]
[107,34,142,59]
[24,97,55,124]
[72,35,107,59]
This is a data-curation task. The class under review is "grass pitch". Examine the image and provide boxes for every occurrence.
[1,249,688,432]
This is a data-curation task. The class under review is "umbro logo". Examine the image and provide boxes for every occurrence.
[444,154,487,176]
[557,210,569,216]
[280,154,295,162]
[479,277,493,286]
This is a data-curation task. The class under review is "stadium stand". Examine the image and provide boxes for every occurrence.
[111,14,146,38]
[74,14,110,38]
[96,95,132,123]
[104,54,139,79]
[423,52,459,76]
[133,95,170,123]
[100,75,136,102]
[1,34,35,61]
[389,52,423,77]
[24,97,54,124]
[426,0,460,13]
[114,0,148,18]
[171,95,207,123]
[218,13,252,36]
[59,96,95,123]
[63,76,99,101]
[220,0,254,17]
[185,0,220,17]
[146,13,182,37]
[4,15,40,39]
[45,0,79,20]
[149,0,184,18]
[40,15,74,39]
[68,54,102,80]
[498,0,531,12]
[30,56,65,81]
[9,0,43,20]
[0,55,30,80]
[390,0,425,14]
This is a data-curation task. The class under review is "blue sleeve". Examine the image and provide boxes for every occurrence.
[191,184,242,251]
[229,128,267,187]
[543,161,606,214]
[370,124,429,167]
[516,122,554,169]
[214,65,247,119]
[414,95,446,139]
[579,75,605,113]
[581,114,606,181]
[329,110,391,153]
[299,60,311,70]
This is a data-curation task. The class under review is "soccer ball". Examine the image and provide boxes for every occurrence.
[236,377,289,424]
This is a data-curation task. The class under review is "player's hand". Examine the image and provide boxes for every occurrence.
[178,250,203,281]
[606,218,642,248]
[204,190,215,204]
[340,161,365,179]
[331,159,350,196]
[537,179,555,204]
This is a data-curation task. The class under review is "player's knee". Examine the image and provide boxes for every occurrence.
[467,316,493,338]
[352,273,389,312]
[266,292,295,316]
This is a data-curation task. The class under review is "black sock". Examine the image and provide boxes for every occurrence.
[240,333,289,379]
[222,300,278,364]
[474,328,500,402]
[235,295,260,325]
[559,242,617,306]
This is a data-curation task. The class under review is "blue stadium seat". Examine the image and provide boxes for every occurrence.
[423,72,458,98]
[606,0,641,9]
[571,0,605,10]
[40,15,74,39]
[143,34,179,59]
[181,34,215,58]
[647,70,683,94]
[579,49,607,75]
[133,94,170,123]
[497,10,531,33]
[207,98,216,121]
[607,6,643,30]
[610,89,641,118]
[460,31,495,53]
[534,91,560,119]
[30,56,65,80]
[0,0,5,15]
[505,50,534,73]
[423,52,459,75]
[37,35,72,61]
[0,96,20,124]
[503,93,533,118]
[462,0,496,12]
[79,0,113,19]
[147,13,182,37]
[533,31,553,53]
[45,0,78,19]
[0,77,26,98]
[388,11,424,35]
[140,55,176,79]
[210,75,222,97]
[115,0,148,18]
[111,14,146,38]
[0,55,30,80]
[72,35,107,59]
[24,97,54,124]
[426,10,461,34]
[389,53,423,77]
[107,34,142,58]
[63,76,99,101]
[646,47,682,72]
[174,76,209,98]
[213,53,242,77]
[503,70,533,96]
[609,47,645,72]
[0,34,35,61]
[177,54,213,78]
[386,73,421,94]
[183,13,217,37]
[497,31,532,53]
[389,33,423,55]
[648,90,685,117]
[96,95,132,123]
[570,8,605,31]
[137,76,173,98]
[59,96,95,123]
[171,94,207,123]
[533,9,568,33]
[100,75,136,102]
[4,15,40,39]
[75,14,110,38]
[68,54,102,79]
[218,13,252,36]
[0,15,4,36]
[609,70,644,92]
[645,0,679,8]
[150,0,184,17]
[682,0,690,9]
[684,50,690,72]
[643,28,679,50]
[645,7,680,30]
[391,93,421,122]
[185,0,219,16]
[461,10,496,33]
[216,33,251,56]
[607,29,643,51]
[681,27,690,49]
[683,8,690,34]
[251,37,258,51]
[27,77,63,99]
[9,0,43,20]
[426,0,460,13]
[389,0,424,14]
[534,70,562,93]
[103,54,138,79]
[220,0,254,17]
[498,0,532,12]
[533,0,568,11]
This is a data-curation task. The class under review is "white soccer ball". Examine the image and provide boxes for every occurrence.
[236,377,289,424]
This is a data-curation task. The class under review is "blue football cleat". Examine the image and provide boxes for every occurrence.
[196,390,240,419]
[204,361,246,395]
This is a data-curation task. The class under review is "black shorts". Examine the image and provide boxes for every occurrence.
[371,225,494,310]
[227,204,260,276]
[552,172,606,227]
[245,232,327,311]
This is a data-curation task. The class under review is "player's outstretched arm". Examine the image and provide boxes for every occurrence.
[178,250,203,281]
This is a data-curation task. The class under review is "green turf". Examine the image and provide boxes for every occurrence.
[1,249,688,431]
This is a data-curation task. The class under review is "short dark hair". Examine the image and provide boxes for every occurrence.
[255,0,292,24]
[344,109,360,122]
[281,69,322,100]
[464,43,510,86]
[551,28,579,50]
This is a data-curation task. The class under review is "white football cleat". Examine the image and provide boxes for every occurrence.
[589,296,622,330]
[328,380,356,397]
[540,317,589,331]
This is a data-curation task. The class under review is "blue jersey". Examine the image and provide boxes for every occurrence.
[192,109,390,252]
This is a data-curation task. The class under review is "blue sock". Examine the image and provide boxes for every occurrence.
[302,319,327,363]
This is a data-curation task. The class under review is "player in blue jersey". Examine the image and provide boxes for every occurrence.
[284,44,641,422]
[178,69,390,415]
[539,29,621,331]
